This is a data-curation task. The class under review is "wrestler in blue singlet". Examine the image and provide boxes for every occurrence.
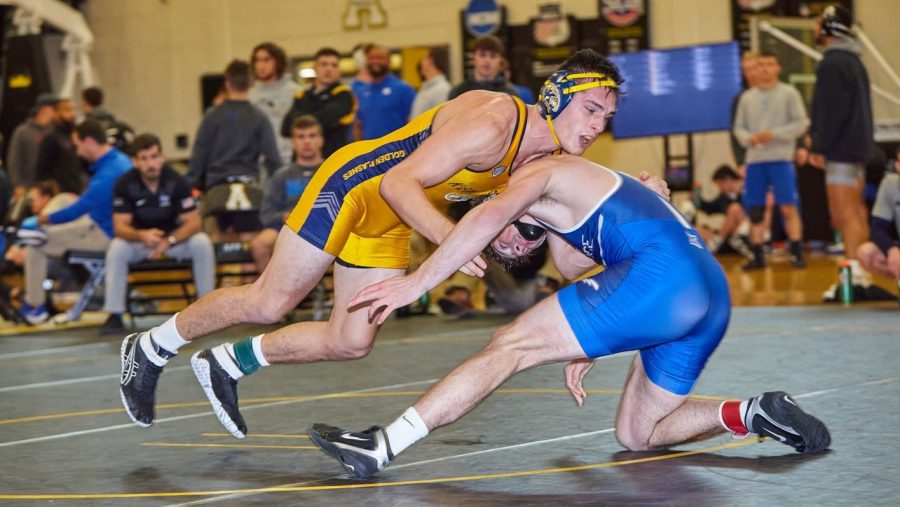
[550,171,732,395]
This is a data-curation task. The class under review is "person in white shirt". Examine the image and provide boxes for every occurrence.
[411,46,452,118]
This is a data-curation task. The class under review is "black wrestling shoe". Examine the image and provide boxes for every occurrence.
[742,256,766,271]
[308,423,393,479]
[120,333,170,427]
[745,391,831,454]
[191,349,247,439]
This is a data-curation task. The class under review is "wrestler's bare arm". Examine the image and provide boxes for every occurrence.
[379,94,514,246]
[547,233,598,280]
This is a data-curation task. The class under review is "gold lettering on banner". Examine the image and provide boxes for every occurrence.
[342,0,388,30]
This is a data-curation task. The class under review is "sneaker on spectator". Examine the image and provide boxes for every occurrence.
[20,302,48,325]
[100,314,126,335]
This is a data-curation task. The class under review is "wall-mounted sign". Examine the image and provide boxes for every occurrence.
[464,0,502,37]
[342,0,388,30]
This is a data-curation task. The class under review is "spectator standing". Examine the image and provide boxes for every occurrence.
[21,120,131,323]
[448,36,519,99]
[6,94,57,197]
[101,134,214,334]
[34,97,84,195]
[251,115,324,271]
[351,44,415,140]
[249,42,300,163]
[188,60,281,238]
[82,86,135,151]
[410,46,452,118]
[281,47,355,158]
[856,152,900,284]
[809,5,874,292]
[733,51,809,269]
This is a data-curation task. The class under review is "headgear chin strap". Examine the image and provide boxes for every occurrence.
[537,70,618,147]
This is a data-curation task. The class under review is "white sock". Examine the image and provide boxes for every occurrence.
[384,407,429,457]
[150,313,189,355]
[251,335,270,367]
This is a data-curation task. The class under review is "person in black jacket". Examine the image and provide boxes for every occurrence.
[809,5,874,290]
[33,98,85,195]
[448,35,519,99]
[281,47,356,158]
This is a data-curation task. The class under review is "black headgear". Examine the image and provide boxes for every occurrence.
[820,5,853,37]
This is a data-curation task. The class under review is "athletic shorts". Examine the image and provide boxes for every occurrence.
[743,160,799,207]
[825,161,864,187]
[557,244,731,395]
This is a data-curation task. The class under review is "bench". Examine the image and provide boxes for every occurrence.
[64,242,332,326]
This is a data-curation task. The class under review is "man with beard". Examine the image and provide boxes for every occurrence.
[100,133,214,335]
[249,42,300,163]
[281,47,355,158]
[34,97,85,194]
[351,44,416,140]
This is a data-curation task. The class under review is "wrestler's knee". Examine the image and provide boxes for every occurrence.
[615,416,652,451]
[242,281,295,324]
[483,323,536,371]
[327,334,375,360]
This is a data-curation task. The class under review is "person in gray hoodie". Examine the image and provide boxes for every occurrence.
[249,42,300,164]
[809,4,874,292]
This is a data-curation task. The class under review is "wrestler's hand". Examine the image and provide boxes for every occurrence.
[460,254,487,277]
[564,358,595,407]
[638,171,670,201]
[349,275,425,325]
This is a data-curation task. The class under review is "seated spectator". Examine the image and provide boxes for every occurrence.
[5,180,78,266]
[189,59,281,240]
[34,97,85,195]
[251,115,323,271]
[856,152,900,284]
[21,120,131,324]
[281,47,355,158]
[101,133,215,334]
[448,35,519,99]
[691,165,752,256]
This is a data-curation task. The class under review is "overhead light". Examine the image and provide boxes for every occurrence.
[299,68,316,78]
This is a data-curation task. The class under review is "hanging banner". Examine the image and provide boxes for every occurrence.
[597,0,649,55]
[529,4,578,90]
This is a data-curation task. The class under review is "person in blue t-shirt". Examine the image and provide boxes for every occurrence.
[21,120,131,323]
[351,44,416,140]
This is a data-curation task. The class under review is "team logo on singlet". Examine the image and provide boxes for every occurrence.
[491,165,506,177]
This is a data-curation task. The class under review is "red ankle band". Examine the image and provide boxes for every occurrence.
[721,400,749,436]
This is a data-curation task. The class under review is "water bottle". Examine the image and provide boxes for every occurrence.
[838,261,853,305]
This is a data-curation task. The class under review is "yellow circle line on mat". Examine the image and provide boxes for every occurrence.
[142,443,319,450]
[0,438,762,499]
[0,389,727,426]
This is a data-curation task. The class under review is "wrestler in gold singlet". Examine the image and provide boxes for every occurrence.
[286,95,528,269]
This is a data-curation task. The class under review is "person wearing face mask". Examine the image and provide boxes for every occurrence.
[350,44,416,140]
[34,97,85,195]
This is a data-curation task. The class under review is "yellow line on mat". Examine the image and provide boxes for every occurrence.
[142,443,318,450]
[0,438,762,499]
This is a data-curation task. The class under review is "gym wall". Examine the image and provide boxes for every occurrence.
[83,0,899,184]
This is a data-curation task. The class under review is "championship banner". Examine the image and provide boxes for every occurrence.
[459,0,508,80]
[597,0,649,55]
[528,4,578,91]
